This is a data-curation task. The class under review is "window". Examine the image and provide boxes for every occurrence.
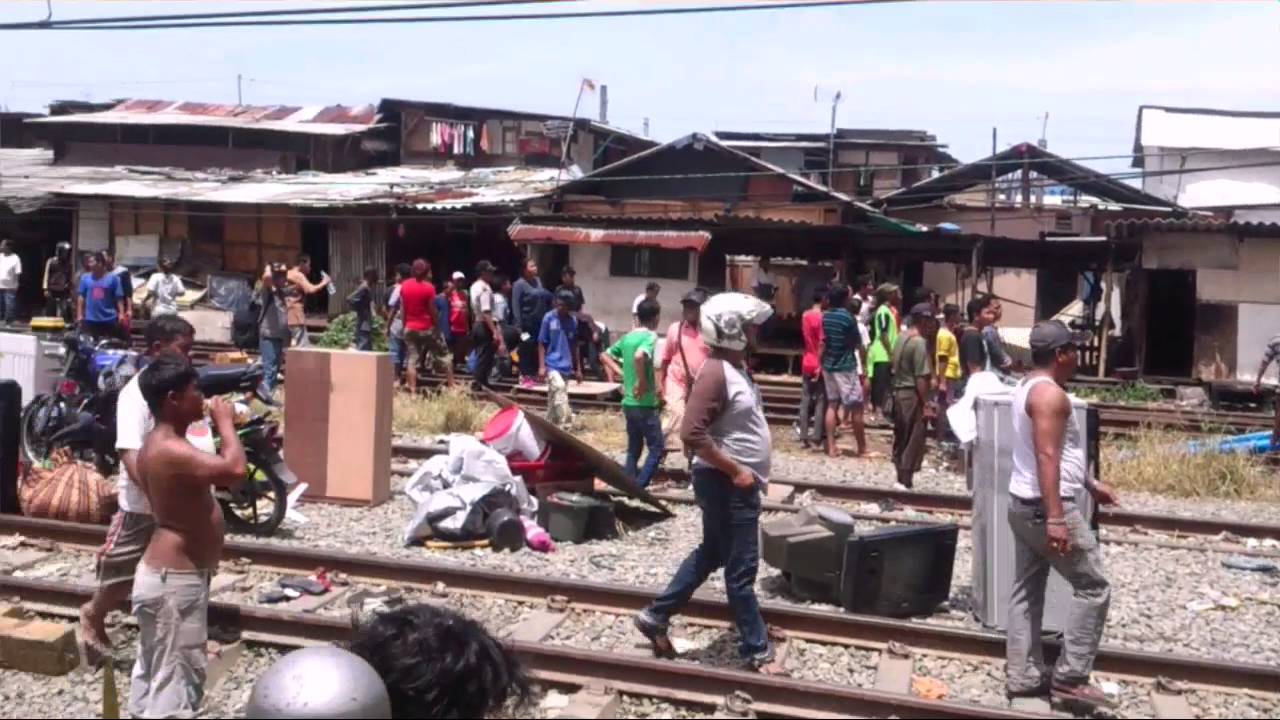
[609,246,690,280]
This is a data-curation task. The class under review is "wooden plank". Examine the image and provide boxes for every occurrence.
[110,202,136,241]
[554,689,619,720]
[137,202,165,237]
[0,549,51,572]
[505,610,568,643]
[260,206,301,248]
[1151,690,1195,720]
[165,202,188,240]
[875,656,913,694]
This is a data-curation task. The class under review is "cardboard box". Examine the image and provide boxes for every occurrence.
[285,348,392,506]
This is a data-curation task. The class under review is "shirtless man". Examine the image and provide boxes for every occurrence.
[130,353,246,719]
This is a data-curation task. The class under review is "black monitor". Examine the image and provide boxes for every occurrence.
[838,523,959,618]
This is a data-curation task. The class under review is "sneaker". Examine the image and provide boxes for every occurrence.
[1050,680,1117,711]
[1005,682,1050,700]
[746,646,784,675]
[633,612,676,659]
[519,376,538,389]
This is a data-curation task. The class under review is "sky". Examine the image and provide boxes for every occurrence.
[2,0,1278,175]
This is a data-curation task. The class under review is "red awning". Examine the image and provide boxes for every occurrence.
[508,222,710,253]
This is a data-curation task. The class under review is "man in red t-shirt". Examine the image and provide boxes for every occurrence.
[399,259,450,391]
[798,287,828,449]
[447,270,471,366]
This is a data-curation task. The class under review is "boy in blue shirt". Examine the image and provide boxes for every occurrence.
[538,291,581,382]
[77,251,126,341]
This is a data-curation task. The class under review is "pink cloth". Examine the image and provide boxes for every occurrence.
[660,320,709,400]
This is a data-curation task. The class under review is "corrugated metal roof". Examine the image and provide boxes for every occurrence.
[882,142,1182,210]
[0,148,559,210]
[1105,217,1280,239]
[27,99,381,136]
[1133,105,1280,163]
[508,220,710,253]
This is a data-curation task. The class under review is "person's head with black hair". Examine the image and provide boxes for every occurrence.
[411,259,429,281]
[394,262,412,284]
[827,282,851,310]
[811,285,828,309]
[635,297,661,329]
[854,274,874,296]
[103,248,117,267]
[849,295,863,317]
[144,314,195,359]
[138,351,202,424]
[349,603,531,720]
[559,265,575,286]
[908,302,939,341]
[943,303,961,328]
[554,289,576,318]
[363,266,379,286]
[295,253,312,274]
[476,259,496,282]
[88,251,106,277]
[0,239,14,254]
[495,273,511,296]
[967,293,998,328]
[644,281,660,299]
[522,258,539,281]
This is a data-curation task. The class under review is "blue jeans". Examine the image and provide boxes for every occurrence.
[389,336,406,374]
[355,329,372,351]
[623,406,665,489]
[259,337,285,395]
[0,289,17,323]
[646,467,769,660]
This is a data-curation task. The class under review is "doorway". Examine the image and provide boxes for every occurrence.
[1143,270,1195,377]
[301,220,330,315]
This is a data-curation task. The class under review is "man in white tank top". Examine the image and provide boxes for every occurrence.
[1006,321,1120,711]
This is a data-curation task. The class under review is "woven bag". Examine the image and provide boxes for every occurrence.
[19,448,118,525]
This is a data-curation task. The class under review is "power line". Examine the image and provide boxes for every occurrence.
[1,1,905,31]
[0,0,570,30]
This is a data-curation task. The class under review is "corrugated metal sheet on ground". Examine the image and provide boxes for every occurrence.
[508,220,710,252]
[0,149,562,209]
[26,99,381,136]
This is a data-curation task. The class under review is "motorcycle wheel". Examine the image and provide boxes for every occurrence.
[219,451,288,536]
[21,394,62,464]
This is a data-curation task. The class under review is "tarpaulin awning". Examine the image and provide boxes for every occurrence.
[508,220,711,253]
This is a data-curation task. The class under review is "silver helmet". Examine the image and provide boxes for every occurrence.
[246,646,392,719]
[698,292,774,351]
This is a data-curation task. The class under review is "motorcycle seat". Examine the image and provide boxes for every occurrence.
[198,364,264,396]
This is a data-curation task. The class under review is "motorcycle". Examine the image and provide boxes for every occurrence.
[28,358,298,537]
[21,331,139,465]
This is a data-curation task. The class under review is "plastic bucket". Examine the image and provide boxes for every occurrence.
[482,406,545,462]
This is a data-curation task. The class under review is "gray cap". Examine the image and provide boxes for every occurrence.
[908,302,935,319]
[1029,320,1091,351]
[246,646,392,719]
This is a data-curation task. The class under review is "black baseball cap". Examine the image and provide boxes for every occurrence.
[1030,320,1091,351]
[475,260,496,275]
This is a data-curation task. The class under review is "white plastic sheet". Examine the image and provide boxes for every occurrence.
[402,434,538,545]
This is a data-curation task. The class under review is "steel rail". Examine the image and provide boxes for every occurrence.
[0,572,1042,720]
[2,514,1274,694]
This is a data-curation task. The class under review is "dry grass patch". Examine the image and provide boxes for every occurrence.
[394,385,495,438]
[1102,427,1280,501]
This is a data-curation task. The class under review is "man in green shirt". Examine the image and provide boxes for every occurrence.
[867,283,901,419]
[889,302,937,489]
[601,298,665,489]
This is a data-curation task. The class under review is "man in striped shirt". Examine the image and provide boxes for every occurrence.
[819,283,866,457]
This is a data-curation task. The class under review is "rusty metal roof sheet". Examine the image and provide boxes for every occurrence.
[508,220,711,253]
[0,149,560,210]
[26,99,381,136]
[1105,217,1280,239]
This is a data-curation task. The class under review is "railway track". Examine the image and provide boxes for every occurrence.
[391,441,1280,546]
[2,514,1276,718]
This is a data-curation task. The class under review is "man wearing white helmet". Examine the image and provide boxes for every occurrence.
[634,292,780,673]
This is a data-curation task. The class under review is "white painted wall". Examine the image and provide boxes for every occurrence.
[1237,303,1280,382]
[1143,146,1280,208]
[922,262,1038,327]
[569,244,698,334]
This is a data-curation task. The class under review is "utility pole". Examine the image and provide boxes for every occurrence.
[827,90,842,188]
[599,85,608,124]
[643,117,650,137]
[236,73,243,105]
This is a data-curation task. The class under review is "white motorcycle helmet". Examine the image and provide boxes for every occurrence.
[245,646,392,719]
[698,292,774,351]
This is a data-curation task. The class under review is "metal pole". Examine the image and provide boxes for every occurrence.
[989,126,997,236]
[237,73,243,105]
[827,91,842,188]
[1097,243,1115,378]
[599,85,608,123]
[555,80,589,188]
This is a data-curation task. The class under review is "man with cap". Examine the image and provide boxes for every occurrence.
[1006,320,1118,711]
[469,260,502,390]
[867,283,901,419]
[657,287,710,460]
[634,292,780,674]
[888,302,937,489]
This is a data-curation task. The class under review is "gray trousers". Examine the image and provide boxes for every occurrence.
[130,564,213,719]
[1006,498,1110,692]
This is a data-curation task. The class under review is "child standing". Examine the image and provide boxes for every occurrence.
[601,298,664,489]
